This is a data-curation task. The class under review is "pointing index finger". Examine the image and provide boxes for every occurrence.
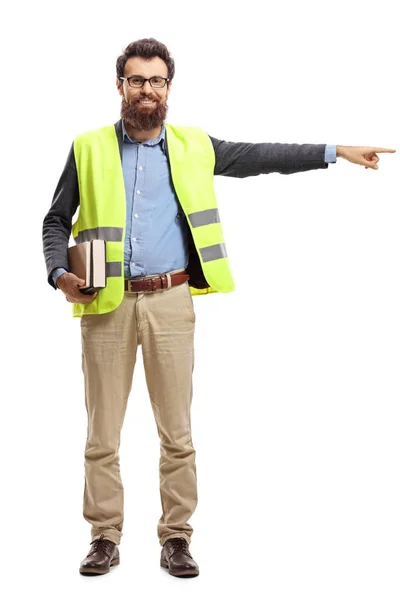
[370,148,396,153]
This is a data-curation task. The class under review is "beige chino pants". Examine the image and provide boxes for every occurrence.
[80,270,197,546]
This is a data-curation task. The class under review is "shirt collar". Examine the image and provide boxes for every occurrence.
[122,119,166,152]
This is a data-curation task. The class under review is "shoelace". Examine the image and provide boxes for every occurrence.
[167,537,192,558]
[88,534,113,558]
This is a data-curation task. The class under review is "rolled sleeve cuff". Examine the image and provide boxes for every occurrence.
[324,144,337,164]
[52,267,68,288]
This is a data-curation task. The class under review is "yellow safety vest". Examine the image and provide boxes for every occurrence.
[71,123,235,318]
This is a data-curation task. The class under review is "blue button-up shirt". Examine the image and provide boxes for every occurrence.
[51,127,336,286]
[121,120,189,277]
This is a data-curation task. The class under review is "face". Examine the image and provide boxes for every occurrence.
[116,56,172,131]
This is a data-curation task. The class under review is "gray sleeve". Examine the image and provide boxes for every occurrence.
[208,135,329,178]
[42,143,80,289]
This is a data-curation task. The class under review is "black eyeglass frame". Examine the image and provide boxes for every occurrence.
[118,75,171,89]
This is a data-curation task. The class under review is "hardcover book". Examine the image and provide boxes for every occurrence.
[67,240,106,293]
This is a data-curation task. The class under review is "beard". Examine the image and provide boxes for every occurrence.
[120,96,169,131]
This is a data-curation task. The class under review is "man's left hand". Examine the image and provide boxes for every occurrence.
[336,146,396,170]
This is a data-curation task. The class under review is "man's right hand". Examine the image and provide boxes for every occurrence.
[57,273,98,303]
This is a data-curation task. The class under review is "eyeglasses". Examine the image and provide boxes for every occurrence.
[118,75,170,89]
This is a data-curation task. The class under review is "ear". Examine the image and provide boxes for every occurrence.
[116,78,124,97]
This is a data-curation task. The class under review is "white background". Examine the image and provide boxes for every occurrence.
[1,0,399,598]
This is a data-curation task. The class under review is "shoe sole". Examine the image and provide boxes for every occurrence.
[79,557,120,575]
[160,558,199,577]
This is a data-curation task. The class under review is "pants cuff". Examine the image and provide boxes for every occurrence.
[92,530,121,545]
[160,533,191,546]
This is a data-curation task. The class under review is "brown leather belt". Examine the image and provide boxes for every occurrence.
[124,270,189,293]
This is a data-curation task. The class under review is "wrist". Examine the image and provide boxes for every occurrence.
[336,145,345,158]
[56,272,69,289]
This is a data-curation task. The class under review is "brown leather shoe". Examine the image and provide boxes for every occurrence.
[79,534,120,575]
[160,537,199,577]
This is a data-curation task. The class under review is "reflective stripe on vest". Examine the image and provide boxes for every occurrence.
[75,226,123,243]
[106,262,122,277]
[200,243,227,263]
[188,208,220,228]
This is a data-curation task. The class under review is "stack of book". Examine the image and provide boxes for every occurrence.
[68,240,106,294]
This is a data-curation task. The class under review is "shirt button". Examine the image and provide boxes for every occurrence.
[131,262,135,266]
[136,190,141,194]
[139,166,143,170]
[134,214,139,218]
[132,237,137,241]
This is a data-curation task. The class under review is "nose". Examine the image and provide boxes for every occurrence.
[142,79,153,93]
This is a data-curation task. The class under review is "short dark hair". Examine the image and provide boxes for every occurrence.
[116,38,175,85]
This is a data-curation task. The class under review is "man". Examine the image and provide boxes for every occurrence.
[42,37,395,579]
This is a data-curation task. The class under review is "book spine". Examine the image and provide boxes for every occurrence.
[90,241,94,287]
